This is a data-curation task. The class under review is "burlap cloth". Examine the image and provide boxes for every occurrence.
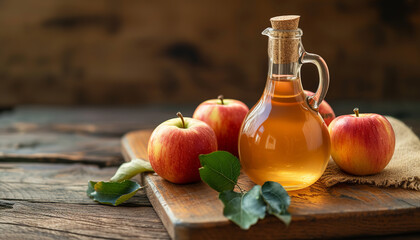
[320,116,420,190]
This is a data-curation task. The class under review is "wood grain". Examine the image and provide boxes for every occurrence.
[0,163,148,205]
[0,201,168,239]
[122,129,420,240]
[0,162,169,239]
[0,132,122,166]
[0,106,182,136]
[0,106,185,166]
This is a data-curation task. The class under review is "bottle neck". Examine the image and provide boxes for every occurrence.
[264,60,304,103]
[268,59,301,80]
[263,27,303,79]
[262,28,305,102]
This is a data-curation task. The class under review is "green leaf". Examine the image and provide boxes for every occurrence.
[86,180,141,206]
[199,151,241,192]
[219,185,266,230]
[271,211,291,226]
[87,181,97,198]
[261,181,291,226]
[242,185,266,219]
[110,158,154,182]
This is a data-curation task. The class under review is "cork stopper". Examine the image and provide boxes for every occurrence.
[268,15,301,64]
[270,15,300,30]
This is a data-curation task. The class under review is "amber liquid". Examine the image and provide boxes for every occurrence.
[239,76,331,191]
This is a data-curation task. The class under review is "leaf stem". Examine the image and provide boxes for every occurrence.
[236,184,245,194]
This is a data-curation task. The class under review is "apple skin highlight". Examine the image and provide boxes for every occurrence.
[193,98,249,157]
[148,117,217,184]
[328,112,395,176]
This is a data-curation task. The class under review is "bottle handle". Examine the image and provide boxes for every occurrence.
[300,52,330,111]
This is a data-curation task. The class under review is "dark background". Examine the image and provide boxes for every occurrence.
[0,0,419,107]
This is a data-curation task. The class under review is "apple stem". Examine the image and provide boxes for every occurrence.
[218,95,224,105]
[177,112,186,128]
[353,108,360,117]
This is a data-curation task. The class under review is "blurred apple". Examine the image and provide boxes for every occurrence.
[328,108,395,175]
[305,90,336,126]
[193,95,249,157]
[148,112,217,184]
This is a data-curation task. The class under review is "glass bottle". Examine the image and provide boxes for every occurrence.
[238,16,331,191]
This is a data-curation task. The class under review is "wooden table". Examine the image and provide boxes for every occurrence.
[1,103,419,239]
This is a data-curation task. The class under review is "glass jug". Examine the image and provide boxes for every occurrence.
[238,16,331,191]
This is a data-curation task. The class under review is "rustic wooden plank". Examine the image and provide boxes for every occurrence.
[0,201,169,239]
[0,106,192,136]
[0,162,169,239]
[0,106,194,166]
[0,132,122,166]
[0,163,150,205]
[122,129,420,240]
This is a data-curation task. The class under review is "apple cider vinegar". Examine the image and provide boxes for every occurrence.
[239,76,331,190]
[238,15,331,190]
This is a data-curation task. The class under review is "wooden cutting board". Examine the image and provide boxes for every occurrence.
[122,130,420,240]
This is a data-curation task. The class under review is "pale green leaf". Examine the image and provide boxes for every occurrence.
[110,158,154,182]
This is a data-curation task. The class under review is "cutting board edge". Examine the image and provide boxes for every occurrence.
[142,172,420,224]
[121,131,141,161]
[142,173,177,239]
[139,178,420,240]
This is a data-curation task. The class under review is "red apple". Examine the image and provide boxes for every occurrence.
[305,90,336,126]
[148,112,217,184]
[328,108,396,175]
[193,95,249,157]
